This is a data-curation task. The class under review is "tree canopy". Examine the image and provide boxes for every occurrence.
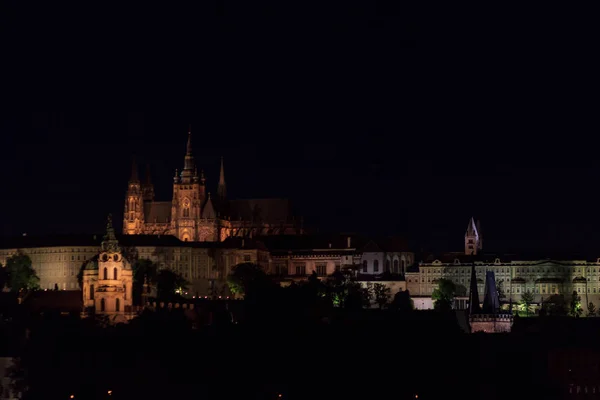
[5,252,39,291]
[227,263,273,297]
[432,279,455,311]
[156,269,189,301]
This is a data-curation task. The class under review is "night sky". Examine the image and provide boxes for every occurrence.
[3,3,599,256]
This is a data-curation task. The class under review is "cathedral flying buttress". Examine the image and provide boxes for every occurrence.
[123,126,302,242]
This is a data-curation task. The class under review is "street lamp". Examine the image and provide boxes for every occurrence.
[107,390,112,396]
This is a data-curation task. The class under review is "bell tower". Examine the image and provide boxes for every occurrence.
[83,215,133,323]
[465,217,482,255]
[123,159,144,234]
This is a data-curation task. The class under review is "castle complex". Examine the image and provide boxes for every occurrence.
[123,127,302,241]
[407,217,600,314]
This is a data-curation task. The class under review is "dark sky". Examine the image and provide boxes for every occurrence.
[3,2,600,255]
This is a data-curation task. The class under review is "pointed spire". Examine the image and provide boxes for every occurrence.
[181,125,195,183]
[200,169,206,184]
[130,158,139,182]
[102,214,121,253]
[468,263,481,315]
[466,217,478,236]
[186,124,192,155]
[145,164,152,185]
[218,156,227,199]
[202,193,216,219]
[482,271,500,314]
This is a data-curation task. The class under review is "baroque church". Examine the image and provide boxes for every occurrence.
[123,127,302,241]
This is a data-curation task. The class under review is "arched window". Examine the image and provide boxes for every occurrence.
[113,267,118,280]
[115,298,120,312]
[100,298,105,312]
[385,260,391,273]
[103,268,108,280]
[401,260,406,273]
[393,260,399,274]
[374,260,379,273]
[90,284,94,300]
[362,260,368,273]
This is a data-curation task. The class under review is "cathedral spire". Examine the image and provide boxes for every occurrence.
[186,124,192,155]
[181,125,195,183]
[130,158,139,183]
[468,263,481,315]
[218,156,227,199]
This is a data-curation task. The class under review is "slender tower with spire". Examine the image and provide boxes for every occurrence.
[171,125,206,241]
[465,217,482,255]
[142,164,155,201]
[218,156,227,200]
[123,158,144,234]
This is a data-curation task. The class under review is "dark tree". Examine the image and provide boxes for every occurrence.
[432,279,456,311]
[227,263,273,297]
[570,291,583,317]
[5,252,39,291]
[132,259,158,304]
[390,290,414,312]
[373,283,391,309]
[155,269,189,301]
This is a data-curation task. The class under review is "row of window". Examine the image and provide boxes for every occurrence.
[362,259,406,273]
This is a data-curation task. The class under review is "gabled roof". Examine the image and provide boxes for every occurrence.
[361,237,411,253]
[201,195,217,219]
[228,198,292,223]
[143,201,171,224]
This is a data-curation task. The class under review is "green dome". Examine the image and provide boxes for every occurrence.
[84,260,98,270]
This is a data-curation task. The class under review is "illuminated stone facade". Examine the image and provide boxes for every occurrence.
[407,217,600,311]
[123,128,301,242]
[82,216,134,322]
[0,234,412,301]
[0,235,269,298]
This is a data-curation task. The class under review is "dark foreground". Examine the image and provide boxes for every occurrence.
[2,309,596,399]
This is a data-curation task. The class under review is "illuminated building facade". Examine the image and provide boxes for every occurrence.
[123,127,302,242]
[407,217,600,313]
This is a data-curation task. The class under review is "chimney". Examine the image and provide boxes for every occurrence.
[329,243,332,248]
[347,237,351,248]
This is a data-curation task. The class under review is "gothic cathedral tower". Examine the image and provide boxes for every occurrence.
[171,127,206,241]
[83,215,133,323]
[123,160,144,234]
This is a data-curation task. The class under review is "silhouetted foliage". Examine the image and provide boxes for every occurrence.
[587,302,596,317]
[5,252,39,291]
[227,263,274,297]
[373,283,391,309]
[156,269,189,301]
[521,290,534,316]
[390,289,414,312]
[570,291,583,317]
[432,278,456,311]
[542,294,568,316]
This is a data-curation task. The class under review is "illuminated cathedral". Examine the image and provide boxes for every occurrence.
[123,127,302,241]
